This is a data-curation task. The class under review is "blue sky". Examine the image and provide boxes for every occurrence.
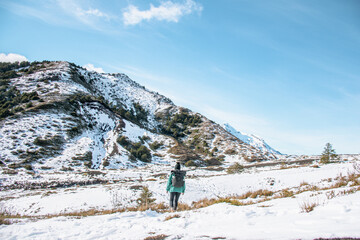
[1,0,359,155]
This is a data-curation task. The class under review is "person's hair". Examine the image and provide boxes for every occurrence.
[175,162,181,170]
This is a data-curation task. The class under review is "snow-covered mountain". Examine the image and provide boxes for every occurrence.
[223,123,281,155]
[0,60,278,175]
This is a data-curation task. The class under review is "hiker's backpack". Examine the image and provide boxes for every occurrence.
[171,170,186,188]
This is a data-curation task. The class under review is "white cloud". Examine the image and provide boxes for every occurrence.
[123,0,203,25]
[56,0,111,30]
[83,64,105,73]
[0,53,28,63]
[82,8,108,18]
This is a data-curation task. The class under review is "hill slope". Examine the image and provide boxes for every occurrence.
[0,61,278,175]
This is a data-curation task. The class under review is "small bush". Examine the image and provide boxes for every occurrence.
[227,162,244,174]
[72,152,93,162]
[13,106,24,113]
[24,164,33,171]
[118,136,152,162]
[103,159,110,167]
[142,135,151,142]
[185,160,201,167]
[0,218,11,225]
[224,149,237,155]
[84,161,92,168]
[205,158,222,166]
[67,126,82,138]
[149,141,162,151]
[33,135,65,147]
[60,166,73,171]
[25,102,33,108]
[117,136,129,146]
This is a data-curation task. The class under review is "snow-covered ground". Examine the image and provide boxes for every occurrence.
[2,192,359,240]
[1,159,360,239]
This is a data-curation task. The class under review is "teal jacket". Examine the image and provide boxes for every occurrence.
[166,172,185,193]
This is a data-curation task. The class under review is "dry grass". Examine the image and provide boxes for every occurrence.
[326,190,336,200]
[278,189,294,198]
[299,181,309,187]
[143,234,169,240]
[305,185,320,192]
[249,189,274,198]
[325,172,360,190]
[43,208,126,219]
[0,206,22,225]
[348,172,360,186]
[164,214,181,221]
[326,186,360,200]
[331,175,348,188]
[176,203,191,211]
[0,217,12,225]
[258,204,272,208]
[314,238,360,240]
[300,200,319,213]
[191,197,218,209]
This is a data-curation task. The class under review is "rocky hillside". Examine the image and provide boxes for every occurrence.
[0,61,279,174]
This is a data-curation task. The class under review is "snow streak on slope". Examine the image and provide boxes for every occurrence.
[224,123,281,155]
[77,68,174,130]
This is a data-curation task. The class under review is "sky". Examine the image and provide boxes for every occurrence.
[0,0,359,155]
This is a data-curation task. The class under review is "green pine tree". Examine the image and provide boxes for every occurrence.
[137,186,155,209]
[320,143,339,164]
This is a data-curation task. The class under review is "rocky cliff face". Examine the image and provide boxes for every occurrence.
[0,61,277,174]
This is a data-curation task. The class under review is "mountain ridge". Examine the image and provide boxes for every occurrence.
[223,123,281,155]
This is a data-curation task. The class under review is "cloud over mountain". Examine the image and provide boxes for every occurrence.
[0,53,28,63]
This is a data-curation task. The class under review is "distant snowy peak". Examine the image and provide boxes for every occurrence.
[223,123,282,155]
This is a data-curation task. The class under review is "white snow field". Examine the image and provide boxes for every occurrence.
[1,159,360,240]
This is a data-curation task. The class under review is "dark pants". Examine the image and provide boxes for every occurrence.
[170,192,181,210]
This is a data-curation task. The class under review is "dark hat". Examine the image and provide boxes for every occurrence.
[175,162,181,170]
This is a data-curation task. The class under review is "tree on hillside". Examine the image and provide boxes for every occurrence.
[320,143,339,164]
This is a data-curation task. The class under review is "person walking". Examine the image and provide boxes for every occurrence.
[166,162,186,211]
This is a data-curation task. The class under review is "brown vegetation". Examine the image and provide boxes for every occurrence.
[300,200,319,213]
[143,234,169,240]
[164,214,181,221]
